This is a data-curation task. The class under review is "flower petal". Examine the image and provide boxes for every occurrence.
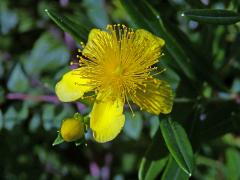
[55,68,92,102]
[135,29,165,49]
[83,28,110,56]
[88,29,101,42]
[132,78,173,115]
[90,95,125,143]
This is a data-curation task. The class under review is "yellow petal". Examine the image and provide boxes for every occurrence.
[90,95,125,143]
[132,78,173,115]
[88,29,101,42]
[135,29,165,49]
[55,68,92,102]
[83,28,110,56]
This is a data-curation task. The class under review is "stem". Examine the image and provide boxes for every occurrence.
[6,93,60,104]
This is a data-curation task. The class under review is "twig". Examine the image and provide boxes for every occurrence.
[6,93,60,104]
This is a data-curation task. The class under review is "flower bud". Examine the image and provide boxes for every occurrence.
[60,118,85,142]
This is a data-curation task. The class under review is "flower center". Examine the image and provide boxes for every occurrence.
[112,65,123,76]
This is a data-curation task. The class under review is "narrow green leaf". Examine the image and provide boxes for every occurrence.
[182,9,240,25]
[161,156,189,180]
[52,133,64,146]
[138,129,168,180]
[121,0,228,91]
[163,21,227,91]
[45,9,88,42]
[140,157,168,180]
[120,0,196,81]
[160,115,194,176]
[226,148,240,180]
[222,134,240,149]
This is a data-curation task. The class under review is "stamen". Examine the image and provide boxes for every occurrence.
[126,96,135,117]
[151,68,166,76]
[80,42,85,49]
[82,94,96,99]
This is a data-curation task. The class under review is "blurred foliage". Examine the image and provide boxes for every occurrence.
[0,0,240,179]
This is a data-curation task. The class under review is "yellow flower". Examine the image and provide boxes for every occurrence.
[56,24,173,143]
[60,118,85,142]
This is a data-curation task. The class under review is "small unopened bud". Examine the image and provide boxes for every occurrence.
[60,118,84,142]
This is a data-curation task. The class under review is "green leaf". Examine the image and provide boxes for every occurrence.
[161,156,189,180]
[0,5,18,34]
[140,157,168,180]
[191,100,240,145]
[123,112,143,140]
[226,148,240,180]
[139,129,168,180]
[29,113,41,133]
[45,9,88,42]
[222,134,240,149]
[121,0,228,91]
[4,106,17,130]
[42,104,55,131]
[0,87,5,104]
[7,64,29,92]
[231,78,240,93]
[24,32,70,75]
[83,0,109,28]
[0,110,3,130]
[149,116,160,138]
[195,155,225,179]
[18,11,34,33]
[182,9,240,25]
[163,21,227,91]
[0,60,4,79]
[17,102,29,122]
[120,0,196,81]
[159,115,194,176]
[52,133,64,146]
[122,153,137,173]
